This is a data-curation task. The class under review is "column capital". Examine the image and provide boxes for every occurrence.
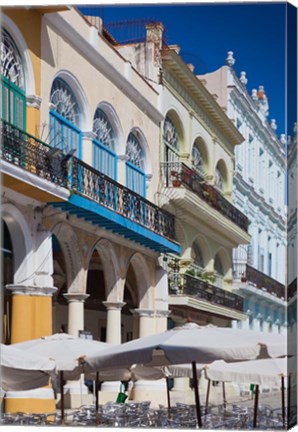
[155,309,171,318]
[5,284,57,297]
[103,301,126,310]
[117,154,129,161]
[63,292,90,303]
[131,308,155,317]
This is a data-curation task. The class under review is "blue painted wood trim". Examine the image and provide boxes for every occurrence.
[49,194,181,254]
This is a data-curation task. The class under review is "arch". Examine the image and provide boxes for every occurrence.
[51,222,84,293]
[93,101,125,155]
[1,203,34,285]
[125,252,152,309]
[191,234,212,269]
[214,158,228,192]
[164,109,184,148]
[191,136,210,176]
[125,127,152,196]
[1,14,36,96]
[89,238,122,301]
[213,247,231,278]
[50,70,90,130]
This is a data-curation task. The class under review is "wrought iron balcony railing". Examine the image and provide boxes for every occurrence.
[287,278,297,301]
[1,120,176,241]
[1,119,68,187]
[169,272,244,312]
[236,263,285,300]
[161,162,249,232]
[71,157,176,239]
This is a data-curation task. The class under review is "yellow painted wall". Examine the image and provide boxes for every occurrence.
[4,8,41,135]
[11,295,52,343]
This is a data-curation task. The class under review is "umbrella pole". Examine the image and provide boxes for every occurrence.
[287,374,291,427]
[95,371,100,425]
[205,379,211,415]
[281,375,285,428]
[222,382,226,409]
[166,377,171,417]
[253,384,259,428]
[192,361,202,428]
[60,371,64,425]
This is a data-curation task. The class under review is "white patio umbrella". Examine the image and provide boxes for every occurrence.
[1,343,56,392]
[13,333,114,422]
[82,322,287,426]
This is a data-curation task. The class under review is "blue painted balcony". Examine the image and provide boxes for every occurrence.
[1,120,180,254]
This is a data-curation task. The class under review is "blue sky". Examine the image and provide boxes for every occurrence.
[79,3,297,137]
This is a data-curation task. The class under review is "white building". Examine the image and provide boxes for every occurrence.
[200,51,287,334]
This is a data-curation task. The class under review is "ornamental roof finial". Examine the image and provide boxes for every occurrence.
[225,51,235,67]
[251,89,258,101]
[270,119,277,130]
[280,134,286,145]
[239,71,247,85]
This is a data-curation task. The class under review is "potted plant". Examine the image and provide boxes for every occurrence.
[170,170,181,187]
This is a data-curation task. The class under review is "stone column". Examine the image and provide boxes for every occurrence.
[134,309,156,337]
[103,301,126,343]
[63,293,89,337]
[63,293,90,406]
[100,302,126,397]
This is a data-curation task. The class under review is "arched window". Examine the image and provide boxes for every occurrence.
[214,167,224,191]
[163,116,179,164]
[193,242,204,268]
[93,108,117,179]
[126,132,146,196]
[1,29,26,129]
[192,143,207,178]
[214,254,224,288]
[49,77,81,156]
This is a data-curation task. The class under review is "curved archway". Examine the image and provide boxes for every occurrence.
[191,136,209,177]
[125,128,151,196]
[214,159,228,192]
[213,247,231,288]
[94,101,124,154]
[2,203,34,285]
[1,14,35,96]
[163,109,184,163]
[51,70,89,130]
[192,234,212,269]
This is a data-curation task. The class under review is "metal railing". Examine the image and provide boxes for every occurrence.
[161,162,249,232]
[244,264,285,299]
[287,278,297,301]
[0,119,68,187]
[169,272,244,312]
[1,120,177,241]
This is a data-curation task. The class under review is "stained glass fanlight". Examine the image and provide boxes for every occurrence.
[192,144,203,172]
[126,132,144,169]
[93,108,114,150]
[1,29,24,89]
[50,78,79,126]
[163,116,179,151]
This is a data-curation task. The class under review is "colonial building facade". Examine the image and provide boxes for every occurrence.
[200,52,287,335]
[1,7,180,410]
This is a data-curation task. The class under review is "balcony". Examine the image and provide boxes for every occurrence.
[1,120,180,254]
[169,272,244,313]
[161,162,249,232]
[234,262,285,300]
